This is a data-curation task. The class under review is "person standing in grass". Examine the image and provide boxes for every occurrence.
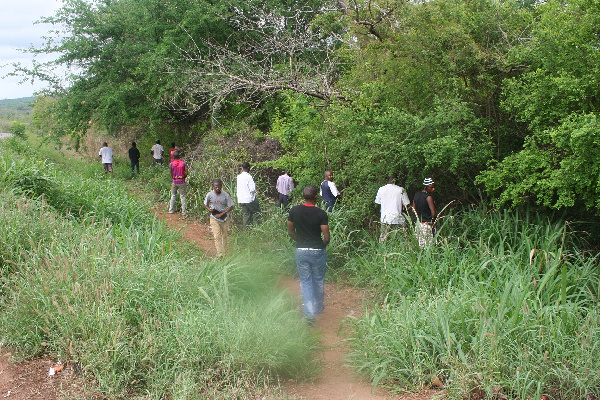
[320,170,339,212]
[204,179,235,258]
[168,151,188,217]
[375,174,410,242]
[98,142,114,177]
[128,141,140,178]
[413,177,436,247]
[287,185,330,324]
[276,171,294,210]
[236,162,261,228]
[151,140,164,165]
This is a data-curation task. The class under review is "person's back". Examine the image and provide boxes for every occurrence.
[413,191,432,222]
[288,204,328,249]
[129,145,140,162]
[287,185,330,323]
[99,145,113,163]
[376,183,409,224]
[170,158,186,183]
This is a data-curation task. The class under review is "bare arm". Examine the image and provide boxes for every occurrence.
[287,220,297,241]
[321,225,330,246]
[214,206,233,219]
[427,196,436,220]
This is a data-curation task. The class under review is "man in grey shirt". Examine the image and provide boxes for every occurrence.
[204,179,235,258]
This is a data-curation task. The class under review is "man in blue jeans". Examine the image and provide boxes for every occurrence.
[287,185,330,323]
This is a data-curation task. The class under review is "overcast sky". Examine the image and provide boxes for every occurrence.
[0,0,63,100]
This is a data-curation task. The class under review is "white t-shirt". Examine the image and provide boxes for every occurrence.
[236,171,256,203]
[375,184,410,224]
[99,146,114,164]
[151,143,164,160]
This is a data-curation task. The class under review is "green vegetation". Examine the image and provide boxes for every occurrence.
[332,207,600,399]
[18,0,600,220]
[0,138,317,399]
[0,97,33,134]
[6,0,600,398]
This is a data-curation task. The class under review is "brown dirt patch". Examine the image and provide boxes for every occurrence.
[0,351,97,399]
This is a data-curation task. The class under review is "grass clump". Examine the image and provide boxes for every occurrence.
[341,205,600,399]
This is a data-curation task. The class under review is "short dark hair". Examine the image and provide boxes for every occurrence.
[303,185,318,200]
[213,178,222,186]
[132,141,136,146]
[173,151,180,159]
[241,162,250,170]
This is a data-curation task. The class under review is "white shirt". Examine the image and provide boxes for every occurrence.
[99,146,114,164]
[236,171,256,203]
[375,184,410,224]
[151,143,164,159]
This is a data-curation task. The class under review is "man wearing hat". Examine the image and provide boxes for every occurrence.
[412,178,436,247]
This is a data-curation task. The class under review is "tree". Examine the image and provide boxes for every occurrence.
[478,0,600,212]
[164,0,348,123]
[9,121,27,137]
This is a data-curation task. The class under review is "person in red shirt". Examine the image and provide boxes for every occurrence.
[168,151,188,217]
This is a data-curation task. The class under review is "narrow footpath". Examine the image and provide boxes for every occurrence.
[158,210,439,400]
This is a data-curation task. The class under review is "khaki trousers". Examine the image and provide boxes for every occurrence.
[209,216,230,257]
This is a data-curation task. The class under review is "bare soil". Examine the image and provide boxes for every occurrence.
[0,206,441,400]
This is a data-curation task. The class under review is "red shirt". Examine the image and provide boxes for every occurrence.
[170,159,186,184]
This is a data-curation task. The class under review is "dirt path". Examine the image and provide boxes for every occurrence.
[157,211,439,400]
[1,207,439,400]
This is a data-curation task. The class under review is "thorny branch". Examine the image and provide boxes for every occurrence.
[163,2,351,123]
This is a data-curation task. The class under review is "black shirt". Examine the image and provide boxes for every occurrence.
[288,204,328,249]
[128,146,141,162]
[413,191,433,222]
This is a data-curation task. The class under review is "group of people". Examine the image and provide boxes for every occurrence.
[375,175,437,247]
[98,140,181,179]
[100,140,436,324]
[204,164,436,325]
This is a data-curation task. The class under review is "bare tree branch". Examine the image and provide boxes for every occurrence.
[162,2,352,122]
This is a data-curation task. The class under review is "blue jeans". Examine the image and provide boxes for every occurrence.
[295,248,327,320]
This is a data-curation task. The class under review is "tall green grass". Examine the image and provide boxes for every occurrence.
[341,205,600,399]
[0,139,318,399]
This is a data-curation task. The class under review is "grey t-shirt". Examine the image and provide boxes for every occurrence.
[205,190,234,213]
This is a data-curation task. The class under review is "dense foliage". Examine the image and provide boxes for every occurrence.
[20,0,600,220]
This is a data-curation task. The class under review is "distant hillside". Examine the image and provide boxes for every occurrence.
[0,97,35,132]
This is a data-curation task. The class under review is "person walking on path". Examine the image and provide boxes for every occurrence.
[276,171,294,210]
[287,185,330,323]
[151,140,164,165]
[375,174,410,242]
[320,170,340,212]
[98,142,114,177]
[128,142,141,178]
[236,162,261,228]
[169,151,188,217]
[204,179,235,258]
[413,177,436,247]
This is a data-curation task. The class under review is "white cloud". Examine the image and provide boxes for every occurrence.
[0,0,63,99]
